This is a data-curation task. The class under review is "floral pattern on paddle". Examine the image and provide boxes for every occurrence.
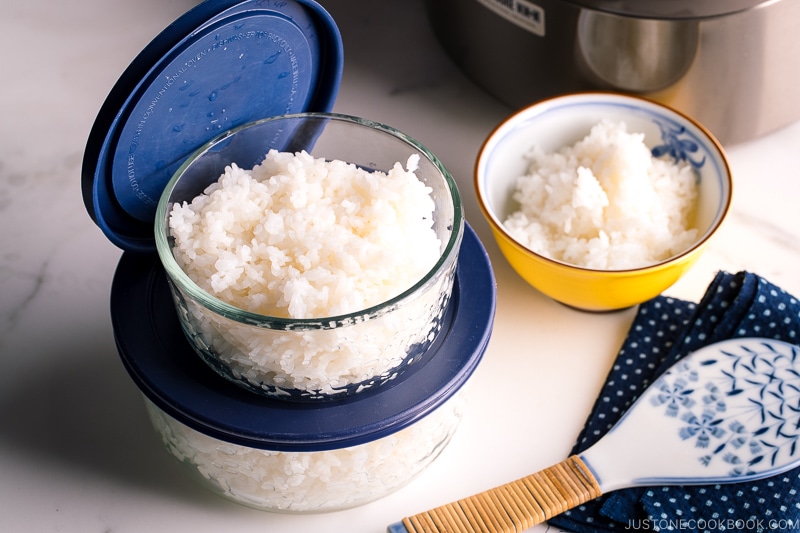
[649,339,800,477]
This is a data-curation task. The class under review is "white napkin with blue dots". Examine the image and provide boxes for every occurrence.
[549,271,800,533]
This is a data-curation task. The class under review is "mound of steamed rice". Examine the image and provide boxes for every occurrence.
[167,150,454,396]
[169,149,440,318]
[503,120,699,270]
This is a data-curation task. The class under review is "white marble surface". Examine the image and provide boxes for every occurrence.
[1,0,799,532]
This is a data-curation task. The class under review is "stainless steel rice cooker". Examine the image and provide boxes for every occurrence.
[425,0,800,145]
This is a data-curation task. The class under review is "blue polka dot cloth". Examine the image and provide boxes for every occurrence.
[549,271,800,533]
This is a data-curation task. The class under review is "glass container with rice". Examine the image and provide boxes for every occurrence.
[86,0,494,516]
[155,113,464,400]
[143,392,465,512]
[111,221,494,513]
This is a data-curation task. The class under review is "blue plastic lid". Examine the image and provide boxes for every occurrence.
[82,0,343,253]
[110,223,496,452]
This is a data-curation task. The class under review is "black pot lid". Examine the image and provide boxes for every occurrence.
[565,0,771,19]
[82,0,343,253]
[110,223,497,452]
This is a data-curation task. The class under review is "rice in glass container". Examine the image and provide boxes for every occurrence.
[154,113,464,400]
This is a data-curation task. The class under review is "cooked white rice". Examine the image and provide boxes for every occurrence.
[169,149,440,318]
[503,120,699,270]
[168,150,452,396]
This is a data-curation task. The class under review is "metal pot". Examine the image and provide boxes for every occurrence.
[425,0,800,145]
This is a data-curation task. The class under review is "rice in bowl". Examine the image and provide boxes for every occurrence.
[503,120,699,270]
[169,150,441,319]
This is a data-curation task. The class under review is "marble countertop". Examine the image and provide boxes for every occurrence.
[2,0,799,532]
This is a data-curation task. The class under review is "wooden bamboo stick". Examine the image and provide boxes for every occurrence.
[400,455,602,533]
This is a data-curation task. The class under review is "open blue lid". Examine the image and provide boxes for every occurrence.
[110,223,496,452]
[82,0,343,253]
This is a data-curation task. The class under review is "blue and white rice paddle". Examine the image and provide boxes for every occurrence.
[388,338,800,533]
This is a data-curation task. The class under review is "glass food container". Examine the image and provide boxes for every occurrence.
[85,0,497,515]
[143,393,465,512]
[111,223,495,512]
[154,113,465,400]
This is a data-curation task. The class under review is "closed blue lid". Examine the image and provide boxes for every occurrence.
[110,223,496,452]
[82,0,343,253]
